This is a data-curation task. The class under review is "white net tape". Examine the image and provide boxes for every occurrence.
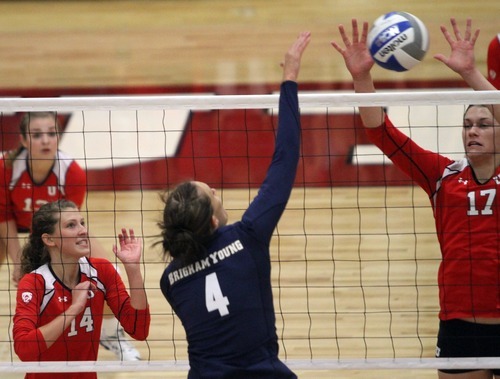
[2,357,500,373]
[0,89,498,111]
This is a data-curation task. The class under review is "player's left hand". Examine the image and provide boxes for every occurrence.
[113,228,142,265]
[331,19,375,80]
[434,17,479,75]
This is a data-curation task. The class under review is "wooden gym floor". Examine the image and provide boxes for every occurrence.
[0,1,498,378]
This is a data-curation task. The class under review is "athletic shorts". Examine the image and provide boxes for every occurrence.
[436,319,500,374]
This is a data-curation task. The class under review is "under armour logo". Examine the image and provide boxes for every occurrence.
[21,292,33,303]
[58,296,68,303]
[493,175,500,185]
[458,177,468,185]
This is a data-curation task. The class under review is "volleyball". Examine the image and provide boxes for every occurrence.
[367,11,430,72]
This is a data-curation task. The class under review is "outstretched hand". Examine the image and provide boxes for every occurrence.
[331,19,374,80]
[434,18,479,76]
[113,228,142,265]
[281,31,311,82]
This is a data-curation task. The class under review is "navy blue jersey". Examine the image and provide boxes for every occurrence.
[160,81,300,379]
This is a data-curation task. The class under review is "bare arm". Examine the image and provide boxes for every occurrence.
[331,19,385,128]
[113,228,148,310]
[435,18,500,122]
[0,220,22,284]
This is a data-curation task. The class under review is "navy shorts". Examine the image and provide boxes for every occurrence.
[436,319,500,374]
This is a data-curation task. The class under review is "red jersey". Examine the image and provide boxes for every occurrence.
[366,116,500,320]
[13,257,150,379]
[0,149,86,230]
[488,33,500,89]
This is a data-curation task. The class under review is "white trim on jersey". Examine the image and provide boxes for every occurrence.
[433,157,469,208]
[9,149,75,195]
[32,264,57,314]
[79,258,106,294]
[32,257,106,314]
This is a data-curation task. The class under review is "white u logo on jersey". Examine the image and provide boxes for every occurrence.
[47,186,57,196]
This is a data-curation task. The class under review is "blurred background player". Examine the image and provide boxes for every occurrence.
[0,112,142,360]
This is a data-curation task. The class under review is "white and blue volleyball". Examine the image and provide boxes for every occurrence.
[367,11,430,72]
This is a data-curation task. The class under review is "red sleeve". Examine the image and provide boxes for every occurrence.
[13,274,49,361]
[0,158,14,223]
[487,34,500,90]
[64,161,87,209]
[365,115,453,197]
[94,259,150,341]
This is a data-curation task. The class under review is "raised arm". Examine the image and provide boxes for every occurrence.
[242,32,310,242]
[113,228,148,310]
[434,18,500,121]
[331,19,385,128]
[282,31,311,82]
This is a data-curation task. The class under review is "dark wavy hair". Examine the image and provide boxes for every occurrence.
[20,199,77,276]
[157,182,214,266]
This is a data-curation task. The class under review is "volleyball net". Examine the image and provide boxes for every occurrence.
[0,88,499,376]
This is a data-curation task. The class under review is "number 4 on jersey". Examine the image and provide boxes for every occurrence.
[205,272,230,317]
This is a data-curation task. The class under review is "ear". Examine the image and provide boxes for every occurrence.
[211,215,219,230]
[19,134,28,149]
[41,233,56,247]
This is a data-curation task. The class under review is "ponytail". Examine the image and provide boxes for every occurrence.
[158,182,213,266]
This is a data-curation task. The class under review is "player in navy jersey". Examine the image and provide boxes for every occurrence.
[13,199,150,379]
[332,18,500,378]
[158,31,311,379]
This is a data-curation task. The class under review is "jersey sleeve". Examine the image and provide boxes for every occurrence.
[0,158,14,223]
[13,274,49,361]
[97,260,150,340]
[487,34,500,89]
[64,161,87,209]
[240,81,301,243]
[365,115,453,197]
